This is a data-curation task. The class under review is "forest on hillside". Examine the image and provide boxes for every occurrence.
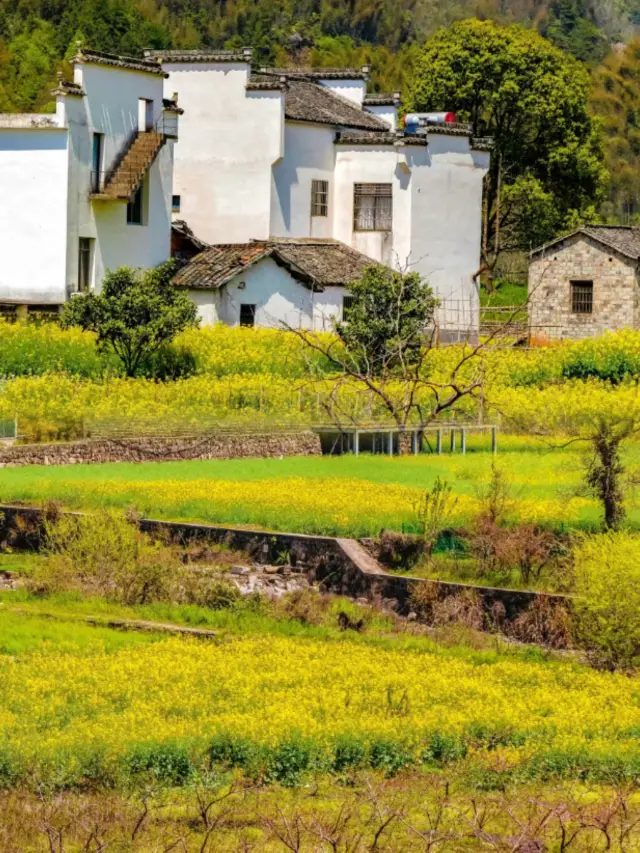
[2,0,640,230]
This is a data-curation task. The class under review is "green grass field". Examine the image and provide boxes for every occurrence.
[0,436,635,536]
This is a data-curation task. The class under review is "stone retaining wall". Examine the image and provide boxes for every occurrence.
[0,432,321,467]
[0,506,570,646]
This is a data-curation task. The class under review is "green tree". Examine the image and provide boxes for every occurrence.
[591,39,640,224]
[61,261,198,377]
[408,19,606,287]
[335,265,438,373]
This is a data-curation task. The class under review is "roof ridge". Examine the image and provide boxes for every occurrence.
[287,78,388,131]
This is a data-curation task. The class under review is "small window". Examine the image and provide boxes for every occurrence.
[311,179,328,217]
[127,184,144,225]
[91,133,103,193]
[571,280,593,315]
[342,294,355,322]
[172,194,181,213]
[78,238,94,293]
[240,304,256,327]
[353,183,392,231]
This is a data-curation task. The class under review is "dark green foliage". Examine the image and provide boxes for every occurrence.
[336,266,437,373]
[266,737,319,786]
[140,342,198,380]
[208,733,257,770]
[61,261,199,377]
[422,731,467,765]
[368,739,412,776]
[127,741,195,785]
[409,20,606,268]
[562,350,637,383]
[332,735,366,772]
[542,0,608,63]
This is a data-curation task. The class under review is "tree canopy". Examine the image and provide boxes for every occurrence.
[61,261,198,377]
[408,19,607,278]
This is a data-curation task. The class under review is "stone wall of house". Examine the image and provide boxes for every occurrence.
[0,432,321,467]
[529,234,640,339]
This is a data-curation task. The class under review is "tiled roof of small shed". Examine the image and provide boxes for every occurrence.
[531,225,640,260]
[75,48,167,76]
[173,239,381,290]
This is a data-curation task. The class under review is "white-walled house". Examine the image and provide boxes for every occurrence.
[172,237,377,329]
[146,49,491,338]
[0,48,180,313]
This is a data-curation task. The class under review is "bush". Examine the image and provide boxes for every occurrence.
[571,533,640,669]
[33,511,181,604]
[208,733,257,771]
[332,736,366,772]
[127,742,195,786]
[140,343,198,380]
[368,739,413,776]
[266,738,319,786]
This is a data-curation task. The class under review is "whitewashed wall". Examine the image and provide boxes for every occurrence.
[64,62,172,295]
[411,134,489,333]
[334,145,415,268]
[313,285,347,330]
[319,79,366,106]
[363,104,397,129]
[161,61,284,244]
[271,122,335,239]
[0,126,69,302]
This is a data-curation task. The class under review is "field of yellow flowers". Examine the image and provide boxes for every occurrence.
[2,609,640,786]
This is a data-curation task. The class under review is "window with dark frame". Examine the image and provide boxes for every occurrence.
[342,294,355,322]
[239,304,256,327]
[571,280,593,315]
[172,195,181,213]
[91,133,103,193]
[127,184,144,225]
[311,179,328,217]
[353,183,392,231]
[78,238,93,293]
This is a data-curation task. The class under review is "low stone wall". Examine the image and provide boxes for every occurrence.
[0,505,570,646]
[0,432,321,467]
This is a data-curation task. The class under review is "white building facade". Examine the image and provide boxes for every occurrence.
[147,49,491,337]
[0,48,179,312]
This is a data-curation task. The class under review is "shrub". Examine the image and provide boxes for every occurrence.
[208,733,257,771]
[368,739,413,776]
[332,736,366,772]
[422,731,467,765]
[266,738,319,786]
[127,742,195,786]
[33,511,181,604]
[571,533,640,669]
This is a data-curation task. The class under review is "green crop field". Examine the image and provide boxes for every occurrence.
[1,436,637,537]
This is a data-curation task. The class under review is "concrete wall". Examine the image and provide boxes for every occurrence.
[529,234,639,339]
[271,122,335,239]
[162,61,284,244]
[364,104,397,129]
[0,126,69,302]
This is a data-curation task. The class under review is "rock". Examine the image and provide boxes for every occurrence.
[230,565,250,575]
[263,565,280,575]
[407,611,417,622]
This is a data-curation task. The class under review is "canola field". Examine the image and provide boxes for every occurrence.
[0,440,623,536]
[2,610,640,784]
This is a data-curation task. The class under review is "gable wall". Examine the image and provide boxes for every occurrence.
[529,235,639,339]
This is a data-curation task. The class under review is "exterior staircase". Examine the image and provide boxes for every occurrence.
[92,130,165,200]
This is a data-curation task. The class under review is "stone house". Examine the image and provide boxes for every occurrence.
[529,226,640,339]
[0,47,180,314]
[144,48,491,338]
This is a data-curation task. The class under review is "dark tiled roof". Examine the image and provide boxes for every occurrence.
[531,226,640,260]
[173,239,381,290]
[163,97,184,114]
[144,49,253,63]
[284,79,388,131]
[261,67,369,80]
[335,130,427,146]
[470,138,493,151]
[246,76,287,91]
[75,48,167,76]
[172,220,209,252]
[425,123,473,136]
[51,77,85,97]
[363,93,400,106]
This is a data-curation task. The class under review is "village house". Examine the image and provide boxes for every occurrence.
[145,48,491,336]
[0,47,180,315]
[529,225,640,339]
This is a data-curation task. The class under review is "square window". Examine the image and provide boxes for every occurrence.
[311,179,328,217]
[353,183,392,231]
[571,280,593,314]
[240,304,256,327]
[127,184,144,225]
[172,194,181,213]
